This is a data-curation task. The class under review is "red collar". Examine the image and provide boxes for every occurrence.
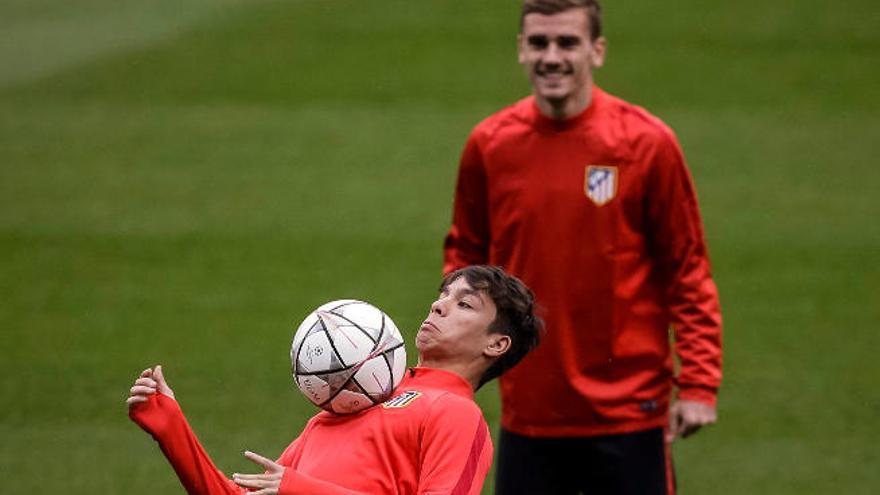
[529,84,604,131]
[405,367,474,400]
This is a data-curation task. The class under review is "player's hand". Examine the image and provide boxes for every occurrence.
[666,400,716,442]
[233,451,285,494]
[126,365,175,406]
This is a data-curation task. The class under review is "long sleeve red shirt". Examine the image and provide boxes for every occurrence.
[444,86,722,437]
[130,368,492,494]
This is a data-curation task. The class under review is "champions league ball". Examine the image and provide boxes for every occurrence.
[291,299,407,414]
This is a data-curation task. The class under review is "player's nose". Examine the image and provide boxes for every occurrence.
[543,42,563,63]
[430,298,447,316]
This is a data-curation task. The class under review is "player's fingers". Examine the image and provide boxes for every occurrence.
[232,475,279,491]
[126,395,148,405]
[680,421,702,438]
[232,476,265,489]
[243,450,281,471]
[687,407,715,427]
[701,409,718,425]
[676,415,691,440]
[130,385,156,396]
[153,365,175,397]
[234,473,283,483]
[152,365,165,384]
[231,473,267,480]
[140,368,153,378]
[680,408,715,438]
[134,377,158,388]
[249,489,278,495]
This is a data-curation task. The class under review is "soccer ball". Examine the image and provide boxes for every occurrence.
[290,299,407,414]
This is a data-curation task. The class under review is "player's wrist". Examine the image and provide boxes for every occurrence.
[130,393,184,437]
[277,467,297,495]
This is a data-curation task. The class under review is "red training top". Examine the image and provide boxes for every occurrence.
[130,368,492,495]
[444,86,723,437]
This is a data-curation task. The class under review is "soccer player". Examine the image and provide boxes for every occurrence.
[127,265,542,495]
[443,1,723,494]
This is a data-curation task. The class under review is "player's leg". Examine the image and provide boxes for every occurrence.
[578,427,672,495]
[494,428,580,495]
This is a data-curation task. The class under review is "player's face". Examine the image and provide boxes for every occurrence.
[518,8,606,111]
[416,277,499,363]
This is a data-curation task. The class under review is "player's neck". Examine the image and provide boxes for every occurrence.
[416,358,480,391]
[536,87,592,121]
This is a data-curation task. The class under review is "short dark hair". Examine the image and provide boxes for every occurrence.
[440,265,544,389]
[520,0,603,41]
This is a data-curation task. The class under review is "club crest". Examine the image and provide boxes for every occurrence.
[585,165,618,206]
[382,390,422,409]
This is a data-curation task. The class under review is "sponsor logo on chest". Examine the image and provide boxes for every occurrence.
[382,390,422,409]
[584,165,618,206]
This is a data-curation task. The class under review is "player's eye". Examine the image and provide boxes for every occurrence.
[458,300,473,309]
[526,35,548,49]
[557,36,581,49]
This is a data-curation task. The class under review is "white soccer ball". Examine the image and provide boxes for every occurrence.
[290,299,407,414]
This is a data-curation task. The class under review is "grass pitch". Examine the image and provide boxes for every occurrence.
[1,0,878,493]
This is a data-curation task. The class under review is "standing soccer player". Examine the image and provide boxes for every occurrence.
[443,1,723,494]
[127,265,542,495]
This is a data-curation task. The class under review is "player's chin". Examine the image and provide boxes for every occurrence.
[536,83,570,98]
[534,85,568,100]
[414,331,438,352]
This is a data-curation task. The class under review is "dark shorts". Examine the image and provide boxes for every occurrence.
[494,427,674,495]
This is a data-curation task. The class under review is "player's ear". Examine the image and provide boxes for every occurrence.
[516,34,526,64]
[485,334,512,358]
[590,36,607,68]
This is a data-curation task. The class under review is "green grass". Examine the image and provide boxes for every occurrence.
[1,0,878,493]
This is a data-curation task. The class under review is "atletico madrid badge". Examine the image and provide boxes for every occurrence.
[382,390,422,409]
[585,165,618,206]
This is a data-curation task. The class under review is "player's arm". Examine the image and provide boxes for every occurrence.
[127,366,246,495]
[644,133,722,440]
[416,394,493,495]
[128,367,372,495]
[443,132,491,274]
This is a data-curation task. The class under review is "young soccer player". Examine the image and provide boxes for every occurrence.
[127,265,542,495]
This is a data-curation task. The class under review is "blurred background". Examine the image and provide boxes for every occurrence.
[1,0,878,493]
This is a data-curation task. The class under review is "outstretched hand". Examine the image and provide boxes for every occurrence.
[233,451,285,495]
[666,399,716,442]
[126,365,175,406]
